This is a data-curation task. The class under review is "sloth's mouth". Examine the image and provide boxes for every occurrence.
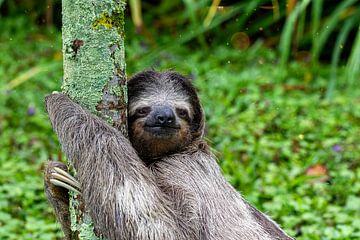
[144,125,180,137]
[146,125,180,129]
[144,123,181,129]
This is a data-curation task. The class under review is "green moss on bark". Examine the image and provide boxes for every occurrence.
[62,0,126,117]
[61,0,127,239]
[92,10,125,36]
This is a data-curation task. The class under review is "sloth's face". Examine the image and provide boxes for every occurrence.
[129,101,193,159]
[128,86,193,159]
[127,71,203,160]
[133,104,190,138]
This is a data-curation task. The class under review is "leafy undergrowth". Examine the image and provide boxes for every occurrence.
[1,17,359,239]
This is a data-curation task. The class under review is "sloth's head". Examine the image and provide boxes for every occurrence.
[128,70,204,160]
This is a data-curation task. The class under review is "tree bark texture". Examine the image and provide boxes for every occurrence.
[61,0,127,238]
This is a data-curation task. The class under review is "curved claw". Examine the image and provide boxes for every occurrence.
[53,167,81,189]
[50,179,81,194]
[50,167,81,194]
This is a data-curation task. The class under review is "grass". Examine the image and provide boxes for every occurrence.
[0,15,359,239]
[279,0,311,67]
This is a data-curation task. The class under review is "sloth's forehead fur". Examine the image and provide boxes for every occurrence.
[128,71,193,116]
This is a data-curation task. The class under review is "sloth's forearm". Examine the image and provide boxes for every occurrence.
[45,93,182,239]
[45,93,136,170]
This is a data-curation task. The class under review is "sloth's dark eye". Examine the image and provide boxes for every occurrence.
[176,108,189,119]
[136,107,151,117]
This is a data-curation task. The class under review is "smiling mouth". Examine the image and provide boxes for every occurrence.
[144,125,180,137]
[145,125,180,129]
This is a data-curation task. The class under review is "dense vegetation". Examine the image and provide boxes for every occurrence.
[0,1,359,239]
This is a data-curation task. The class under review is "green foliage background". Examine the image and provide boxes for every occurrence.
[0,1,359,239]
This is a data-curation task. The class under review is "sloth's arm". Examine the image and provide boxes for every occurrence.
[45,93,181,240]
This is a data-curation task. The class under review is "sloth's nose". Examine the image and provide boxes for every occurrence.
[154,107,175,125]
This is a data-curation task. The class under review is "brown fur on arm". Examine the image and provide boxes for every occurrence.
[45,93,182,240]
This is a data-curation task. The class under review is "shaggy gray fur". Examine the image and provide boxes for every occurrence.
[45,89,293,239]
[46,94,182,239]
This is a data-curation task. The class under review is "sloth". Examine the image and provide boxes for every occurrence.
[44,70,293,240]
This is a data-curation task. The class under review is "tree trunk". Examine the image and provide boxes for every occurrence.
[61,0,127,238]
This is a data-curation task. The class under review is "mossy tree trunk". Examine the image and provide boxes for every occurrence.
[61,0,127,239]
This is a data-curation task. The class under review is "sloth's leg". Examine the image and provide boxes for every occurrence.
[44,160,75,240]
